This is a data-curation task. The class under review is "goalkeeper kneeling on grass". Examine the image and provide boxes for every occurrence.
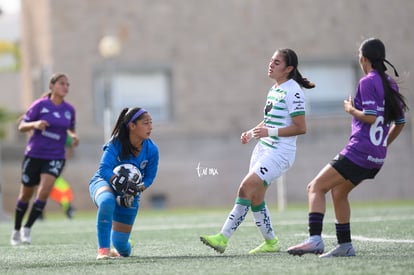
[89,107,159,260]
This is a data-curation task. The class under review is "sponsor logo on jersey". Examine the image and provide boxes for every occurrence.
[42,130,61,140]
[294,105,305,111]
[53,111,61,118]
[292,100,304,104]
[362,100,376,105]
[260,166,268,175]
[367,155,385,164]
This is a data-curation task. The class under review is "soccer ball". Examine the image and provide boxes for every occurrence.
[112,163,142,191]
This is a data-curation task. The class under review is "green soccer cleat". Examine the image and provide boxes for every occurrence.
[249,237,280,254]
[200,233,228,253]
[128,238,135,249]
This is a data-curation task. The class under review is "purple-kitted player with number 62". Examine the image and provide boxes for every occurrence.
[288,38,409,258]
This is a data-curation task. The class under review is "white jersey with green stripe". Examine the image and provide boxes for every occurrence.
[260,79,306,152]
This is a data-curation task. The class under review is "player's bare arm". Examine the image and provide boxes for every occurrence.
[18,120,49,132]
[344,96,376,124]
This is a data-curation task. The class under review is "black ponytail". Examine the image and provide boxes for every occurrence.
[360,38,409,124]
[279,48,315,89]
[110,107,146,160]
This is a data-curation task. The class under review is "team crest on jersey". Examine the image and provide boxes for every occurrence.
[264,101,273,115]
[65,111,72,120]
[140,160,148,170]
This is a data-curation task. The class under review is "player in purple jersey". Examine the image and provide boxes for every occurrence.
[10,73,79,245]
[288,38,408,258]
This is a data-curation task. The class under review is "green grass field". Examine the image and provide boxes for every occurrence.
[1,200,413,274]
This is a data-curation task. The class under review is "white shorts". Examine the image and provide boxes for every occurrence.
[249,142,295,185]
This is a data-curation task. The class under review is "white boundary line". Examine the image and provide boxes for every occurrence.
[132,215,414,230]
[351,235,414,244]
[134,215,414,244]
[41,215,414,243]
[295,233,414,244]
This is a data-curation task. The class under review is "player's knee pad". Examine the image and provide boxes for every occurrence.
[112,230,131,257]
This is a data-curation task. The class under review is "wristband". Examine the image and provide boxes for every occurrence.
[267,128,279,137]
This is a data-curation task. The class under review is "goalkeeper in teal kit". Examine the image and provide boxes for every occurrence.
[89,107,159,260]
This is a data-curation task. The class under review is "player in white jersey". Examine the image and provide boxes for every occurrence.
[200,48,315,254]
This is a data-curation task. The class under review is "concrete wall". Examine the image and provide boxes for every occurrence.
[1,0,413,213]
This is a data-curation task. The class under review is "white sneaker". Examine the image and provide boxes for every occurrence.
[319,243,356,258]
[10,229,21,246]
[287,236,324,256]
[21,227,31,244]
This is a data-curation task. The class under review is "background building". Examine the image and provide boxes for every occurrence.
[1,0,413,213]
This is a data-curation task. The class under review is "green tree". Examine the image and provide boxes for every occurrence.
[0,107,18,139]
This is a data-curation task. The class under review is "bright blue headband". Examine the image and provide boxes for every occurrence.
[127,108,147,126]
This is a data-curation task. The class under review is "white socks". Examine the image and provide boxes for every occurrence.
[252,204,275,241]
[221,203,249,239]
